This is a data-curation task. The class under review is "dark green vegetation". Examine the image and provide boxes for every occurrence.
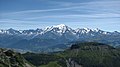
[23,42,120,67]
[0,48,35,67]
[1,42,120,67]
[23,53,66,67]
[61,42,120,67]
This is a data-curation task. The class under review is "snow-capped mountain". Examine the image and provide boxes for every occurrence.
[41,24,78,40]
[0,28,21,35]
[0,24,116,36]
[44,24,73,35]
[0,24,120,52]
[0,24,120,41]
[22,28,43,35]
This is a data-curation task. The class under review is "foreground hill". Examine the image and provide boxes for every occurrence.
[23,42,120,67]
[59,42,120,67]
[0,48,35,67]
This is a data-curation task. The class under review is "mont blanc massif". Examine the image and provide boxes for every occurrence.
[0,24,120,52]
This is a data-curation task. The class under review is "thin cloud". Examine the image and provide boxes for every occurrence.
[0,0,120,31]
[22,13,120,20]
[2,7,80,15]
[1,0,119,16]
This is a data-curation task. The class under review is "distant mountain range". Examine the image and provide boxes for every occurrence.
[0,24,120,52]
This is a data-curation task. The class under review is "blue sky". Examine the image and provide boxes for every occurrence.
[0,0,120,31]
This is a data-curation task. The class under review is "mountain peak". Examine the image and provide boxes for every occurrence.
[55,24,66,27]
[43,24,73,35]
[75,28,92,33]
[93,28,101,32]
[45,24,69,31]
[52,24,67,29]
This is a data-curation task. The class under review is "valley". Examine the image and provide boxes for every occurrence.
[0,24,120,52]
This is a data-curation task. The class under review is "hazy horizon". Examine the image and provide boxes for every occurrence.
[0,24,119,32]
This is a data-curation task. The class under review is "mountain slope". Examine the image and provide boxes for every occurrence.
[0,48,35,67]
[0,24,120,52]
[23,42,120,67]
[58,42,120,67]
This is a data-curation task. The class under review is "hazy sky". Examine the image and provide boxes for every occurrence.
[0,0,120,31]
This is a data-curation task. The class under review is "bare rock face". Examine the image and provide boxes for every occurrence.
[0,48,35,67]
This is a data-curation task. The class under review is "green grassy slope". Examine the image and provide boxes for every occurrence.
[23,42,120,67]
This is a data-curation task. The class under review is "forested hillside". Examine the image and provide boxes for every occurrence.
[23,42,120,67]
